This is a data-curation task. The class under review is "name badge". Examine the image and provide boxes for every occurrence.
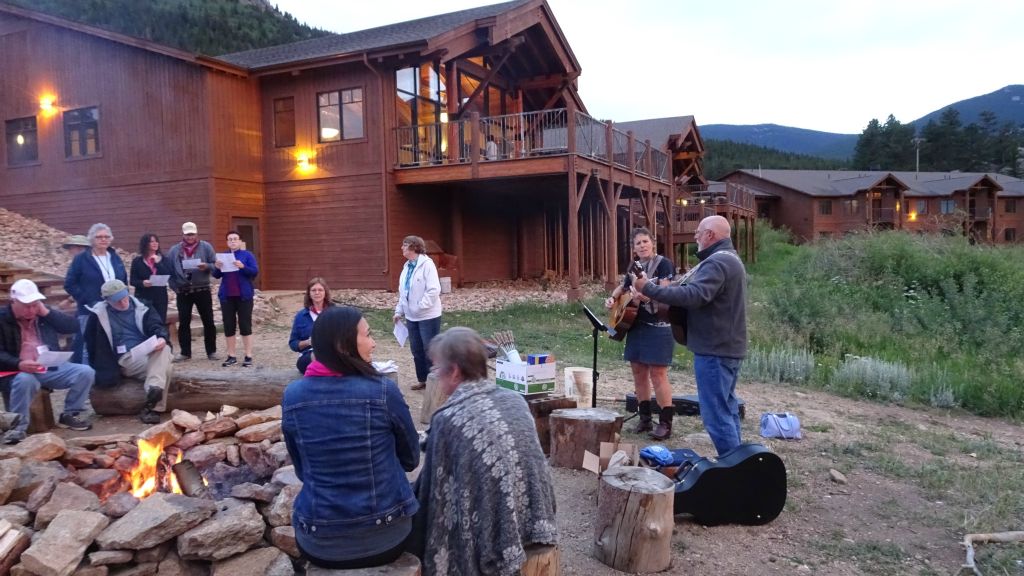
[117,345,128,354]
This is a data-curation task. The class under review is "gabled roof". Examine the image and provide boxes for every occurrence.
[613,116,697,152]
[219,0,532,70]
[729,169,1022,198]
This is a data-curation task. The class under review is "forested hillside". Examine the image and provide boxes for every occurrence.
[703,139,848,180]
[1,0,329,55]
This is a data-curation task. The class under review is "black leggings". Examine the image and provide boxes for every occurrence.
[220,297,253,337]
[298,539,406,570]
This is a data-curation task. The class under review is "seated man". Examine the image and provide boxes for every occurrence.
[0,279,94,444]
[412,327,557,575]
[85,280,172,424]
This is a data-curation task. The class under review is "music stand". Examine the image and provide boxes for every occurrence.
[578,300,609,409]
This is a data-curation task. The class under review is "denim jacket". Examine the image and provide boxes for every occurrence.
[282,372,420,537]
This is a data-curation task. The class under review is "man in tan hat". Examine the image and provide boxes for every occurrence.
[61,234,91,258]
[84,279,173,424]
[0,279,95,444]
[166,222,218,362]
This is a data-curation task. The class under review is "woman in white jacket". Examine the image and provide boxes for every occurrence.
[393,235,443,390]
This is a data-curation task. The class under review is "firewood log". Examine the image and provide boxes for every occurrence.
[90,368,295,415]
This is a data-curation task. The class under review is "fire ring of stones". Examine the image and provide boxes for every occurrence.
[0,405,305,576]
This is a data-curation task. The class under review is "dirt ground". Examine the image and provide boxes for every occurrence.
[44,290,1024,575]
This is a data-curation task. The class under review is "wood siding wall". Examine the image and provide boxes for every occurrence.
[723,174,819,242]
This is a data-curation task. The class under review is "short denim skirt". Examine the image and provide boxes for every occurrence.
[623,321,674,366]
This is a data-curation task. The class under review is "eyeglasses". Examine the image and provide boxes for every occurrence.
[95,235,112,240]
[184,233,197,236]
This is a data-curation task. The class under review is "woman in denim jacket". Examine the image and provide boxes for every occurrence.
[282,306,420,569]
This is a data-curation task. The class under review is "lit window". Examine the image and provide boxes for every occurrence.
[64,106,100,158]
[5,116,38,166]
[318,88,363,142]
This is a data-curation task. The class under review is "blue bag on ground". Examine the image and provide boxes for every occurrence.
[639,445,674,466]
[759,412,802,439]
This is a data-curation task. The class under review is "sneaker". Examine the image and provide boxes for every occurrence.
[144,387,163,411]
[221,356,238,367]
[2,429,26,445]
[207,353,220,361]
[139,409,161,424]
[242,356,253,367]
[410,381,427,391]
[173,354,191,363]
[57,412,92,432]
[0,412,21,432]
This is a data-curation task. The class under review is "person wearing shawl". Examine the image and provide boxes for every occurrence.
[281,306,419,570]
[412,327,557,575]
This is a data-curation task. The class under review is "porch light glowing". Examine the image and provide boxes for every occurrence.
[908,211,918,222]
[440,112,449,123]
[296,151,315,172]
[39,95,56,114]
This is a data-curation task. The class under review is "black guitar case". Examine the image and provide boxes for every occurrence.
[670,443,786,526]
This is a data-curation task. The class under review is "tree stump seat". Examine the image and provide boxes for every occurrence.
[548,407,623,469]
[593,466,675,573]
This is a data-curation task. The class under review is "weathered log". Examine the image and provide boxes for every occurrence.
[28,389,55,433]
[419,372,447,425]
[961,531,1024,575]
[90,367,295,415]
[520,543,560,576]
[593,466,675,573]
[306,551,421,575]
[548,408,623,469]
[527,396,578,455]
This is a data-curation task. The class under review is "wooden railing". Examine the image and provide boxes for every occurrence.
[393,108,670,183]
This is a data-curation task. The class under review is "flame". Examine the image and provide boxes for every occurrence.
[129,437,183,498]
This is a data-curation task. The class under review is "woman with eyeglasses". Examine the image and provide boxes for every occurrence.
[64,223,128,362]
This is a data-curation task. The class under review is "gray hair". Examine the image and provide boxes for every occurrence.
[87,223,113,244]
[429,327,489,382]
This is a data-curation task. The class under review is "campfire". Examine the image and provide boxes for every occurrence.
[127,437,183,498]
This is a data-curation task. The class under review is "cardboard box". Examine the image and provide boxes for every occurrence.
[582,441,640,475]
[496,358,557,394]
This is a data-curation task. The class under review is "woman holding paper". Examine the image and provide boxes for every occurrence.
[212,230,259,367]
[130,233,173,322]
[393,235,442,390]
[288,277,334,374]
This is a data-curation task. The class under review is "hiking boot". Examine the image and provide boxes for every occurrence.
[144,386,163,411]
[2,429,26,445]
[207,353,220,361]
[634,400,653,433]
[173,354,191,363]
[242,356,253,367]
[57,412,92,432]
[221,356,238,367]
[649,406,675,441]
[139,409,161,425]
[0,412,21,432]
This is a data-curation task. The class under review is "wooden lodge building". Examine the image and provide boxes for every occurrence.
[722,169,1024,244]
[1,0,743,296]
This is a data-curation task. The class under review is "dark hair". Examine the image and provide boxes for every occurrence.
[303,277,335,309]
[312,306,377,378]
[630,227,652,244]
[429,327,489,382]
[226,230,241,239]
[138,233,161,256]
[402,235,426,254]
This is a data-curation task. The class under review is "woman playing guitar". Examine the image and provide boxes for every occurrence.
[603,227,676,439]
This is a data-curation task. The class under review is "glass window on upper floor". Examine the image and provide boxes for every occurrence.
[5,116,38,166]
[318,88,363,142]
[64,106,100,159]
[1006,198,1017,214]
[274,97,295,148]
[396,63,445,127]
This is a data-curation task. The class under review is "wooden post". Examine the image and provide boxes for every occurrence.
[419,372,448,425]
[548,407,622,469]
[306,551,421,575]
[521,543,560,576]
[593,466,675,573]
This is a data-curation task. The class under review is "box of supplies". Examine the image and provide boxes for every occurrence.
[495,358,557,394]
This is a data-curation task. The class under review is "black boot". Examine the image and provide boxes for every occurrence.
[649,406,675,440]
[634,400,653,433]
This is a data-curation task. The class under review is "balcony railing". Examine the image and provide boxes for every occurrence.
[672,183,758,233]
[393,108,670,182]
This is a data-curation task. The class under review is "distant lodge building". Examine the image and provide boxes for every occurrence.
[1,2,1015,301]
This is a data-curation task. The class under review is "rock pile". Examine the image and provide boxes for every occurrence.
[0,406,303,576]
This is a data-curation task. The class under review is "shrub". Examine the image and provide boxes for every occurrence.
[743,347,815,384]
[828,355,912,403]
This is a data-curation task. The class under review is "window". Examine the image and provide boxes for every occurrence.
[842,199,860,216]
[1005,228,1016,242]
[940,199,956,214]
[318,88,363,143]
[64,107,100,158]
[1006,199,1017,214]
[5,116,37,166]
[818,200,832,216]
[273,97,295,148]
[915,199,928,215]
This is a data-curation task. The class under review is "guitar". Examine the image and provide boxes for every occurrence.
[671,443,787,526]
[607,260,644,341]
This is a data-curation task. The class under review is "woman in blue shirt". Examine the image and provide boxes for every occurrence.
[288,277,334,374]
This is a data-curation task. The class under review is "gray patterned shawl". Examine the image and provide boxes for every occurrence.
[413,379,558,575]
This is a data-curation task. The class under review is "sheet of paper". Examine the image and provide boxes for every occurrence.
[148,274,170,287]
[182,258,201,270]
[216,253,239,272]
[37,350,73,368]
[393,321,409,347]
[129,335,159,362]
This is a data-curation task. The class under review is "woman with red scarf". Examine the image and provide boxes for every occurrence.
[130,233,172,322]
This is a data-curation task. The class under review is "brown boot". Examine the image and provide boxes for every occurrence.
[634,400,653,433]
[649,406,675,441]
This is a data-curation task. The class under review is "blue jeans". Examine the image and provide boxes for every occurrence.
[407,316,442,384]
[694,354,743,456]
[9,363,95,432]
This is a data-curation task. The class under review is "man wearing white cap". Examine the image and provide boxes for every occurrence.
[166,222,218,362]
[0,279,95,444]
[85,280,173,424]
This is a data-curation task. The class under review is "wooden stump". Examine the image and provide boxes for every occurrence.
[90,367,295,415]
[593,466,675,573]
[305,551,421,575]
[28,389,55,433]
[520,543,560,575]
[527,396,577,455]
[548,407,622,469]
[419,372,448,424]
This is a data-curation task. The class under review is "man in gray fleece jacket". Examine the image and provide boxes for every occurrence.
[633,215,747,454]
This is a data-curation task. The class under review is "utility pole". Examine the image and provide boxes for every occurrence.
[911,137,926,174]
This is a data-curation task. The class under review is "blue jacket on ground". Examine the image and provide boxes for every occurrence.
[282,371,420,537]
[64,249,128,315]
[211,249,259,300]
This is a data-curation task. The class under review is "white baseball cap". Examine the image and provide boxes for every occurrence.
[182,222,198,234]
[10,279,45,304]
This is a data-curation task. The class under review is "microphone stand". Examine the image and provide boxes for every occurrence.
[578,300,610,409]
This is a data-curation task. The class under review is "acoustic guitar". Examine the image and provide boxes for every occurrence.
[671,443,787,526]
[607,260,644,341]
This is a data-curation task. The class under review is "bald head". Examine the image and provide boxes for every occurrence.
[696,215,731,250]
